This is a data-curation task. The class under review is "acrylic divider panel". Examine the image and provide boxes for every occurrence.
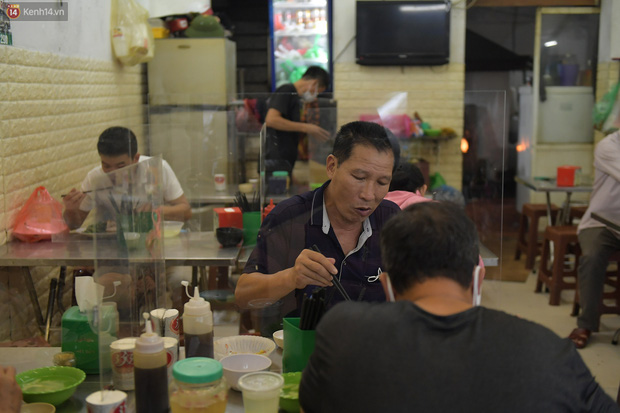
[91,156,166,391]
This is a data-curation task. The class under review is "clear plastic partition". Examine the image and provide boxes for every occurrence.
[463,90,508,286]
[90,156,166,389]
[237,88,507,332]
[146,92,338,234]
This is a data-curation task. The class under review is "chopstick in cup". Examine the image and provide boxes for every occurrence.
[310,245,351,301]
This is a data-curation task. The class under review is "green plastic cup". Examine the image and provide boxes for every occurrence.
[282,318,315,373]
[243,211,261,246]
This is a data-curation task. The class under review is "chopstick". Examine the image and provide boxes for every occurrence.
[61,190,92,198]
[61,186,115,198]
[300,289,327,330]
[310,245,351,301]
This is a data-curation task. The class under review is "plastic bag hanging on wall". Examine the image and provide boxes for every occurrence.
[111,0,155,66]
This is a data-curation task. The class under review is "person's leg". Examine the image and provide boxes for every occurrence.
[571,227,620,347]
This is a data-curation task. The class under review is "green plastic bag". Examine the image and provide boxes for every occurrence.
[592,82,620,131]
[430,172,446,191]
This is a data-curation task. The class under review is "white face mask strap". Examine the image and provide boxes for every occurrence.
[472,265,482,306]
[386,274,396,303]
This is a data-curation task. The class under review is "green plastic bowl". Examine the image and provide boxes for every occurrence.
[279,371,302,413]
[16,366,86,406]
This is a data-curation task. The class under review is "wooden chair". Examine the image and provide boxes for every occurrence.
[536,225,580,305]
[515,203,560,270]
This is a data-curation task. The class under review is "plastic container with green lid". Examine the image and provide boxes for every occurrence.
[169,358,229,413]
[269,171,290,193]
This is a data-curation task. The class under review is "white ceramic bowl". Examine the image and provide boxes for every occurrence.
[272,329,284,350]
[163,221,183,238]
[220,354,272,391]
[214,335,276,361]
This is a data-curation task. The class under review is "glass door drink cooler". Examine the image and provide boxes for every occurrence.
[269,0,333,91]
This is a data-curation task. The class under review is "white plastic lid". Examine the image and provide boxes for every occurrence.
[135,313,164,354]
[184,287,211,317]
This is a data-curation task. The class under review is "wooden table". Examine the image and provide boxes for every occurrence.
[515,176,592,226]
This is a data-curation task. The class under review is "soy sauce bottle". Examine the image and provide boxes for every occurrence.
[182,282,214,359]
[134,313,169,413]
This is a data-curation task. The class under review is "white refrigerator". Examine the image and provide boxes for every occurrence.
[147,38,238,199]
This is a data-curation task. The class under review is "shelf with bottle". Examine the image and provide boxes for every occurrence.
[273,7,327,34]
[275,28,327,37]
[273,1,327,9]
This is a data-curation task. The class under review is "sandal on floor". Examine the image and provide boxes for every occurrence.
[568,328,591,349]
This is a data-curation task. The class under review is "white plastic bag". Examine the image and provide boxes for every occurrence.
[111,0,155,66]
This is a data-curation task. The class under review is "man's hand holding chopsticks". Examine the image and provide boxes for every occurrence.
[289,248,338,290]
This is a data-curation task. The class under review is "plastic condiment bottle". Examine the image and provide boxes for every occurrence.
[262,199,275,221]
[169,357,228,413]
[134,313,170,413]
[183,284,214,359]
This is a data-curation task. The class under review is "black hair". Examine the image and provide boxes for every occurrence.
[97,127,138,158]
[302,66,330,90]
[389,163,425,193]
[380,202,479,293]
[332,121,395,171]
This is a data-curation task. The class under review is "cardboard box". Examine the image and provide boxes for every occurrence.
[557,165,582,187]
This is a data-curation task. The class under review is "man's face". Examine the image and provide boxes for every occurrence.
[100,154,139,174]
[325,144,393,225]
[302,79,325,103]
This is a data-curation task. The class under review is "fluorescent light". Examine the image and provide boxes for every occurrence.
[544,40,558,47]
[400,5,447,12]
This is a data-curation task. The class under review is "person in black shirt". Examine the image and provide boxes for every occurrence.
[300,202,619,413]
[265,66,331,173]
[236,121,399,314]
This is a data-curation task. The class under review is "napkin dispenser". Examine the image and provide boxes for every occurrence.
[214,207,243,229]
[557,166,582,187]
[61,277,118,374]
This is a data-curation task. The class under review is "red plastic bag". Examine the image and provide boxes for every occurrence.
[235,98,263,133]
[12,186,69,242]
[359,114,416,138]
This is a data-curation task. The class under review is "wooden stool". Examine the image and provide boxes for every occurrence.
[536,225,580,305]
[569,205,589,223]
[515,203,560,270]
[572,251,620,332]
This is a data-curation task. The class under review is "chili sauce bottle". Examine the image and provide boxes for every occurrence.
[134,313,170,413]
[183,284,214,359]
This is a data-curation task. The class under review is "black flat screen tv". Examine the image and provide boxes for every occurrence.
[356,1,451,66]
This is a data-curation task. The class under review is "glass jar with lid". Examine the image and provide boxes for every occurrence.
[169,357,228,413]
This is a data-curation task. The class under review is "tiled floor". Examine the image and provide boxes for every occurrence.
[483,272,620,399]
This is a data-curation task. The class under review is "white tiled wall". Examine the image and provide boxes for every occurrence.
[0,47,144,342]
